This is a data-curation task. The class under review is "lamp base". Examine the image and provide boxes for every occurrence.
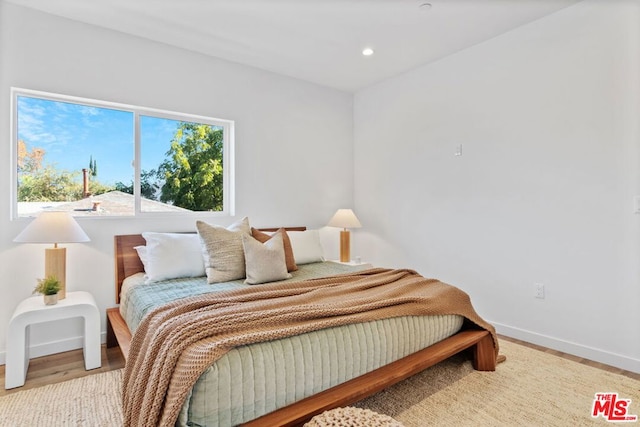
[339,230,351,263]
[45,247,66,300]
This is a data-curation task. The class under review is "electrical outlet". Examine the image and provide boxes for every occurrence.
[535,283,545,299]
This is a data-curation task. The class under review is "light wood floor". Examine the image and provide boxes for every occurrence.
[0,345,125,396]
[1,335,638,397]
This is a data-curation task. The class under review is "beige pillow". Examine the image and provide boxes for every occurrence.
[251,227,298,272]
[196,217,250,283]
[242,232,292,285]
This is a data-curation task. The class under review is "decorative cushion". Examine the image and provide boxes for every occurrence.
[242,232,292,285]
[139,232,205,283]
[251,227,298,272]
[196,217,251,283]
[287,229,325,264]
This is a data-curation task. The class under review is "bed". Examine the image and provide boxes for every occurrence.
[107,226,497,427]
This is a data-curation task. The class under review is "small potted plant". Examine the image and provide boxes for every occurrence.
[34,275,61,305]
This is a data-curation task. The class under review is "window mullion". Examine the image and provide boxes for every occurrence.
[134,112,142,215]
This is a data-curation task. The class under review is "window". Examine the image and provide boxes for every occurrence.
[11,88,234,218]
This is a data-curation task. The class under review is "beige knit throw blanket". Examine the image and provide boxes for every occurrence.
[122,268,497,427]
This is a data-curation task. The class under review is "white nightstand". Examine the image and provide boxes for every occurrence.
[5,291,101,389]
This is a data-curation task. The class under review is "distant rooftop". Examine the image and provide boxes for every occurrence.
[18,191,190,217]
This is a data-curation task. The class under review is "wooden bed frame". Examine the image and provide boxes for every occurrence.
[106,231,496,427]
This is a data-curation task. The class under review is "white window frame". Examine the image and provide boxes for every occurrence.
[10,87,235,219]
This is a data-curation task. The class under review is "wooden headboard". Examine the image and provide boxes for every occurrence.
[113,227,306,304]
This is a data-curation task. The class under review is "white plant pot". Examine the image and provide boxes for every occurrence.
[44,294,58,305]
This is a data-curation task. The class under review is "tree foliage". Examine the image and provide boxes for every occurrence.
[17,140,45,173]
[18,165,82,202]
[157,122,224,211]
[18,165,113,202]
[88,155,98,178]
[115,170,160,200]
[17,144,113,202]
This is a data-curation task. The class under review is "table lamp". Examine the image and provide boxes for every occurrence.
[327,209,362,262]
[13,211,90,299]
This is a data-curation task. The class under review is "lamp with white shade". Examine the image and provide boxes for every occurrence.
[13,211,90,300]
[327,209,361,262]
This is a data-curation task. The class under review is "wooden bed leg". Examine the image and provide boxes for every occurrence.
[106,309,117,348]
[106,307,131,360]
[472,333,496,371]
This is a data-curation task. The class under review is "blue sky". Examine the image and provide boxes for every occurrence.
[17,96,177,186]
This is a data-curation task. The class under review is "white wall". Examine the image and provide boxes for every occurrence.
[0,3,352,362]
[354,0,640,373]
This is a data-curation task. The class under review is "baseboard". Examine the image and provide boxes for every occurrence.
[491,321,640,374]
[0,332,107,366]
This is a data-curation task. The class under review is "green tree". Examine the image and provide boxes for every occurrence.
[18,145,113,202]
[88,156,97,178]
[18,165,114,202]
[18,166,82,202]
[157,122,223,211]
[115,170,160,200]
[87,179,113,196]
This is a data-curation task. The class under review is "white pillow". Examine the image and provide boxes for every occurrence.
[242,233,291,285]
[134,245,148,270]
[140,232,205,283]
[287,229,325,264]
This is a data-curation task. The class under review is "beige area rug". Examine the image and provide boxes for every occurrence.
[355,341,639,426]
[0,368,122,426]
[0,340,638,426]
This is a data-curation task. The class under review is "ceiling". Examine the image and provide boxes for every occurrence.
[5,0,581,92]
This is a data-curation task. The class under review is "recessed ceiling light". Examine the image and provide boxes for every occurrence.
[419,2,432,10]
[362,47,374,56]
